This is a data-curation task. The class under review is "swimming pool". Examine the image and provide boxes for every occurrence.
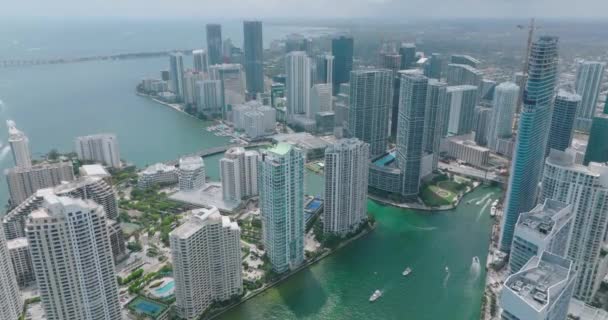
[373,152,396,167]
[128,297,168,318]
[152,280,175,297]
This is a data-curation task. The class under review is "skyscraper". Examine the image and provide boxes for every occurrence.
[440,85,478,136]
[332,36,354,95]
[192,49,209,72]
[171,206,242,320]
[546,90,581,155]
[285,51,311,117]
[324,139,369,235]
[209,64,246,112]
[399,43,417,69]
[501,251,575,320]
[7,120,31,168]
[397,72,428,200]
[27,195,121,320]
[499,36,559,252]
[220,147,259,201]
[258,143,305,273]
[449,54,480,68]
[0,226,22,320]
[6,161,75,205]
[424,79,447,171]
[169,52,185,99]
[197,79,223,116]
[424,53,443,79]
[541,149,608,302]
[574,61,605,132]
[583,100,608,165]
[446,64,483,88]
[313,54,334,85]
[487,82,519,152]
[75,133,121,168]
[474,106,492,146]
[347,69,393,156]
[206,24,223,66]
[243,21,264,95]
[509,199,573,273]
[309,83,332,118]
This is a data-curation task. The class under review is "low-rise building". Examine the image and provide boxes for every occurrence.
[138,163,178,189]
[443,134,490,167]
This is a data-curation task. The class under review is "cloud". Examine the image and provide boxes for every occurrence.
[2,0,608,19]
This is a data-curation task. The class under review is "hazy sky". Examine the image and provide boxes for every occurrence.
[4,0,608,19]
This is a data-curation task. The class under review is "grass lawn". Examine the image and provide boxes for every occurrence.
[437,180,467,193]
[420,185,455,207]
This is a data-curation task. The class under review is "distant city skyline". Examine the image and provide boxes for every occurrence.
[4,0,608,19]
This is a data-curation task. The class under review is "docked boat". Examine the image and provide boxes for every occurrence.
[490,206,497,216]
[402,267,412,276]
[369,290,383,302]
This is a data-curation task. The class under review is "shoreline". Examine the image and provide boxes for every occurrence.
[367,182,481,212]
[135,91,201,121]
[207,222,377,320]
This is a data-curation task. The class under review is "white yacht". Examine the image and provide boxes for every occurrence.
[472,256,480,265]
[402,267,412,276]
[369,290,383,302]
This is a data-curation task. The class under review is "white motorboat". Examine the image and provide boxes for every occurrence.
[445,266,449,273]
[402,267,412,276]
[472,256,480,265]
[369,289,383,302]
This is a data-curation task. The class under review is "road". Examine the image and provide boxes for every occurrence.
[439,162,507,185]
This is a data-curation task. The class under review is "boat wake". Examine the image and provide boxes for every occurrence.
[410,225,437,231]
[475,193,492,206]
[443,268,450,288]
[476,198,493,221]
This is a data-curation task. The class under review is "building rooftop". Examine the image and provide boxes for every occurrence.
[448,63,482,75]
[516,199,571,240]
[6,237,28,250]
[79,164,110,178]
[446,84,479,93]
[547,149,608,185]
[170,206,239,239]
[268,143,293,156]
[505,251,573,311]
[556,89,582,102]
[179,156,204,171]
[141,163,177,175]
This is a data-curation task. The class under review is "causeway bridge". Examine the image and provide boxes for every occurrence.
[164,141,272,166]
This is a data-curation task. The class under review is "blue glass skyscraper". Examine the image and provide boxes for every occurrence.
[332,36,354,95]
[243,21,264,96]
[499,36,559,252]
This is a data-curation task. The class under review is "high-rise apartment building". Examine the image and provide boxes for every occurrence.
[397,72,428,200]
[313,54,334,85]
[192,49,209,72]
[243,21,264,95]
[474,106,492,146]
[546,90,581,155]
[178,156,205,191]
[206,24,223,66]
[7,120,31,168]
[26,196,121,320]
[220,147,259,201]
[487,82,519,152]
[424,79,447,171]
[450,54,480,68]
[541,149,608,302]
[499,36,559,252]
[424,53,443,79]
[501,251,575,320]
[347,69,393,156]
[75,133,121,168]
[5,161,75,205]
[440,85,478,136]
[446,64,483,88]
[583,106,608,165]
[169,52,185,99]
[509,199,573,273]
[309,83,332,118]
[7,237,35,287]
[258,143,305,273]
[324,139,369,235]
[0,226,22,320]
[332,36,354,95]
[197,79,223,117]
[209,64,246,111]
[574,61,605,132]
[171,206,242,320]
[285,51,311,117]
[399,43,417,69]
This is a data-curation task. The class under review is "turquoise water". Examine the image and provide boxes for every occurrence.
[153,280,175,296]
[130,297,166,316]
